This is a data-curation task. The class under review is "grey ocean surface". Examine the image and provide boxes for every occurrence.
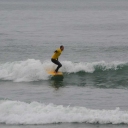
[0,0,128,128]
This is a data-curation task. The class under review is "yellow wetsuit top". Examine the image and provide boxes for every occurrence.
[51,48,62,59]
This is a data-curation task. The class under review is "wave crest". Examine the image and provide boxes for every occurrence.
[0,100,128,124]
[0,59,127,82]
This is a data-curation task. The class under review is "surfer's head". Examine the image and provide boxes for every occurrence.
[60,45,64,51]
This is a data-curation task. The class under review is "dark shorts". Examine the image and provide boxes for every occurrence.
[51,59,62,67]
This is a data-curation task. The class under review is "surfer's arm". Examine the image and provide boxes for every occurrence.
[54,50,59,61]
[54,50,58,53]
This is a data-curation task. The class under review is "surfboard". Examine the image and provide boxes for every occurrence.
[47,71,63,76]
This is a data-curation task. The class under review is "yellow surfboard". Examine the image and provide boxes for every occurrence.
[47,71,63,76]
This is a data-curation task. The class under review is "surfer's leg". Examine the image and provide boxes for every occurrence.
[51,59,62,72]
[55,61,62,72]
[51,59,58,65]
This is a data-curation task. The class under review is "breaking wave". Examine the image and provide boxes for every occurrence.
[0,100,128,125]
[0,59,127,82]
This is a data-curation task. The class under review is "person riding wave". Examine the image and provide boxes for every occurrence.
[51,45,64,73]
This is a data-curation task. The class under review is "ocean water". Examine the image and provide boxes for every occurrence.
[0,0,128,128]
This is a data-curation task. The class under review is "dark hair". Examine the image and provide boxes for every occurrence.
[60,45,64,48]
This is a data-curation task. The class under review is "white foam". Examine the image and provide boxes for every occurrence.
[0,59,50,82]
[62,60,127,73]
[0,100,128,124]
[0,59,127,82]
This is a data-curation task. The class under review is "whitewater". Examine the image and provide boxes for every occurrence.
[0,59,127,82]
[0,100,128,125]
[0,0,128,128]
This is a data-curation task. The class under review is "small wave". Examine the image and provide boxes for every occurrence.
[0,59,127,82]
[0,100,128,125]
[62,60,128,73]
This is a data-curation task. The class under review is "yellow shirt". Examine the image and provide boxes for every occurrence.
[51,48,62,59]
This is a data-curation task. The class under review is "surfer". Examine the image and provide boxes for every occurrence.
[51,45,64,73]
